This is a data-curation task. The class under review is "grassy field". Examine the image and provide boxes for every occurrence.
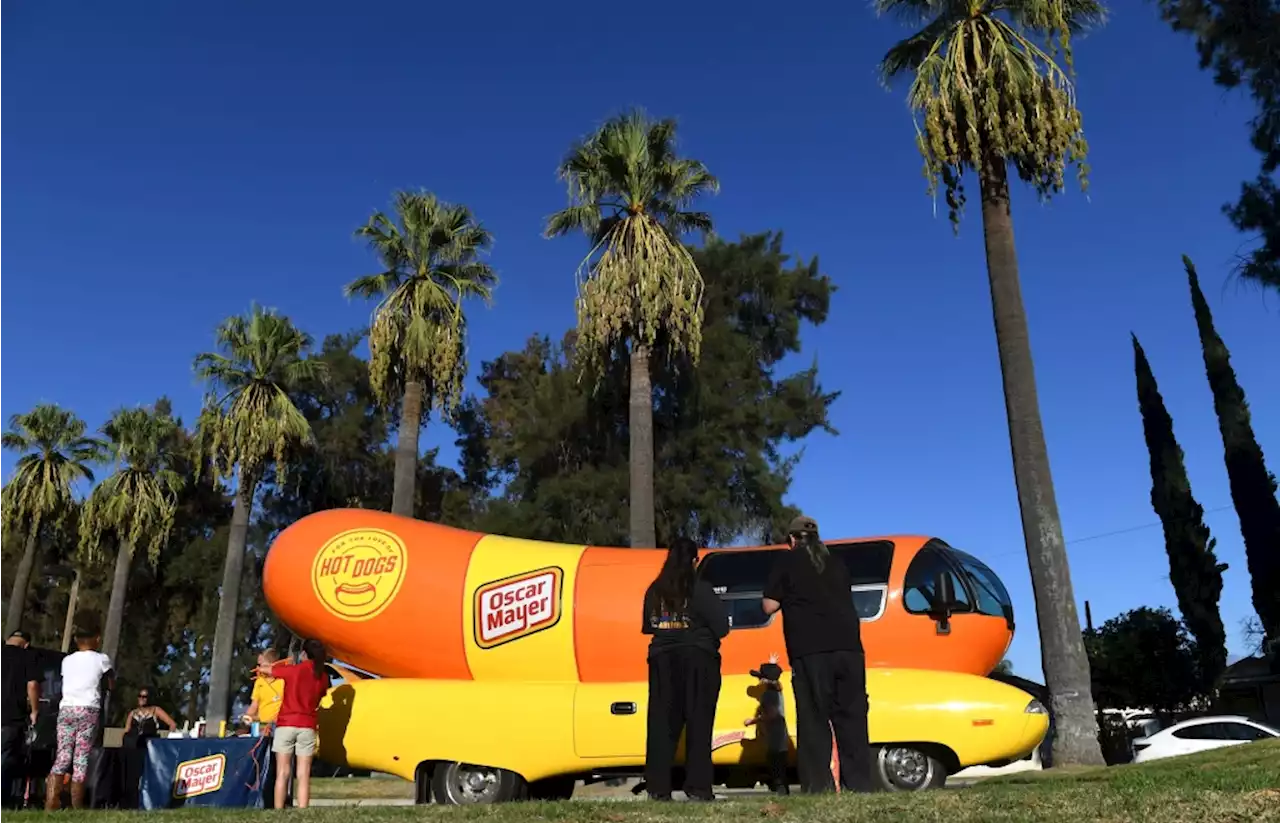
[17,741,1278,821]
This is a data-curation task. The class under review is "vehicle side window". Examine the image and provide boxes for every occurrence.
[902,548,973,614]
[1223,722,1273,741]
[698,551,784,631]
[1172,723,1225,740]
[829,541,894,586]
[698,550,784,595]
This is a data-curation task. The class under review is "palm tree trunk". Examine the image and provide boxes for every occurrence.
[204,471,255,737]
[4,530,40,636]
[101,540,135,662]
[392,381,424,519]
[977,157,1104,767]
[629,343,657,549]
[61,569,81,653]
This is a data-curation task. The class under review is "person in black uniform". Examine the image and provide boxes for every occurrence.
[641,537,730,802]
[762,514,874,794]
[2,631,41,809]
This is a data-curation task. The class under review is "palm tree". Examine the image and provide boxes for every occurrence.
[877,0,1107,766]
[194,304,324,734]
[347,191,497,519]
[545,109,719,548]
[2,404,104,636]
[79,406,184,662]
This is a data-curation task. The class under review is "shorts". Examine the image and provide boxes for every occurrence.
[271,727,317,757]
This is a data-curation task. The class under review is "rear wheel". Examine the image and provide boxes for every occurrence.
[431,762,527,805]
[872,745,947,792]
[527,776,575,801]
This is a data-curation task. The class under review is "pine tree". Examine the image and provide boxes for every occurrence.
[1132,333,1228,686]
[1184,256,1280,653]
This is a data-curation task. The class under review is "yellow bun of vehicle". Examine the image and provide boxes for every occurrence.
[315,666,1048,802]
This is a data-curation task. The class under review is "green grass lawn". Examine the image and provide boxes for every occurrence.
[16,741,1278,821]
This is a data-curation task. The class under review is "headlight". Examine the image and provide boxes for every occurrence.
[1025,699,1048,715]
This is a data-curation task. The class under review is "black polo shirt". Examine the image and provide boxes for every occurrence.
[2,644,38,728]
[763,547,864,663]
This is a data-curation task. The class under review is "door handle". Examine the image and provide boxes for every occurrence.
[610,702,637,715]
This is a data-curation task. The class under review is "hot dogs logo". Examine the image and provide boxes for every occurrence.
[172,753,225,799]
[312,528,408,622]
[474,567,563,649]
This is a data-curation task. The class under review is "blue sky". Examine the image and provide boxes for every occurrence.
[3,2,1276,681]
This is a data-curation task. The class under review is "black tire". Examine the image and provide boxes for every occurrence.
[431,761,527,805]
[527,776,575,801]
[871,745,948,792]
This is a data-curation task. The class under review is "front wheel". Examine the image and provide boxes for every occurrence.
[871,745,948,792]
[431,762,527,805]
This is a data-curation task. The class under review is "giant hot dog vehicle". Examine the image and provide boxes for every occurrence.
[263,508,1048,803]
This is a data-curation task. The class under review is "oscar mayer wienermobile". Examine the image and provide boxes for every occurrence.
[263,509,1047,803]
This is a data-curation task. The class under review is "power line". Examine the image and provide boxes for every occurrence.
[984,504,1236,562]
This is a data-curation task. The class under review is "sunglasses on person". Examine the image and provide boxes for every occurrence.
[138,693,150,703]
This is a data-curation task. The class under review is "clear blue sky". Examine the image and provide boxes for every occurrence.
[4,2,1276,681]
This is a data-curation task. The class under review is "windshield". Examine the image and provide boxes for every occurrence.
[949,547,1012,619]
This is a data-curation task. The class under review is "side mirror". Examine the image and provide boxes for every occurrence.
[930,572,955,635]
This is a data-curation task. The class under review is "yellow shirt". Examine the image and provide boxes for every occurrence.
[251,675,285,724]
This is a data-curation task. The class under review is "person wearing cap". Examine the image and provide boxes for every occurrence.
[2,631,41,809]
[761,514,874,794]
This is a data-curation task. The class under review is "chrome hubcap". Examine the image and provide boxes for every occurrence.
[450,764,500,803]
[881,747,930,789]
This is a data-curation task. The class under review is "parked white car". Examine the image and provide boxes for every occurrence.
[1131,715,1278,763]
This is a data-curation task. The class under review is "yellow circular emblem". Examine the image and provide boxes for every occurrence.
[311,528,408,622]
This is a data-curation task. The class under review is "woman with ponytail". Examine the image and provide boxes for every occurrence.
[762,515,874,794]
[640,537,730,802]
[255,638,330,809]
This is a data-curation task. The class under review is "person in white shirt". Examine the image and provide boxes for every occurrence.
[46,628,113,811]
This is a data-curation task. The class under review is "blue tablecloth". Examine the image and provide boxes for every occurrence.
[139,737,272,810]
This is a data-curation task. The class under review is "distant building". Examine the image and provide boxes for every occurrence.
[1216,655,1280,725]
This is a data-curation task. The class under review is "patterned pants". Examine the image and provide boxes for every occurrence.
[51,706,99,783]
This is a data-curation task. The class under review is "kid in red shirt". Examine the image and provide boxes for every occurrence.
[256,639,330,809]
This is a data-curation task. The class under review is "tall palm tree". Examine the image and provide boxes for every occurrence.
[2,404,104,635]
[545,109,719,548]
[877,0,1107,765]
[79,406,184,662]
[347,191,497,519]
[194,304,323,734]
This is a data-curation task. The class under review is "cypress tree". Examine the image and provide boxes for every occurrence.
[1184,256,1280,653]
[1132,334,1228,687]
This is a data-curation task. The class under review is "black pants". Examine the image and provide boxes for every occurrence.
[766,750,789,795]
[791,650,874,793]
[1,725,25,809]
[644,648,721,800]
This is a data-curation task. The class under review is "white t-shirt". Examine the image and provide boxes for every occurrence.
[60,650,113,709]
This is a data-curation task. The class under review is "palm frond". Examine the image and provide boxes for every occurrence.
[347,190,496,412]
[193,305,324,486]
[546,110,717,377]
[1,404,104,535]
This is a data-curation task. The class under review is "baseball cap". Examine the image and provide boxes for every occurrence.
[787,515,818,536]
[750,662,784,681]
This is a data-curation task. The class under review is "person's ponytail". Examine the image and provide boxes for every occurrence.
[800,532,829,573]
[303,638,328,679]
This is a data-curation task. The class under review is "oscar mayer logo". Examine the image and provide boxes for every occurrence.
[311,528,408,621]
[172,753,225,799]
[474,567,563,648]
[711,730,746,751]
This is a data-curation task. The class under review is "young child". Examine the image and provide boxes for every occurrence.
[48,627,114,810]
[745,655,790,795]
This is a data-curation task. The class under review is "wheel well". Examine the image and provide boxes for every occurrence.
[876,742,961,775]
